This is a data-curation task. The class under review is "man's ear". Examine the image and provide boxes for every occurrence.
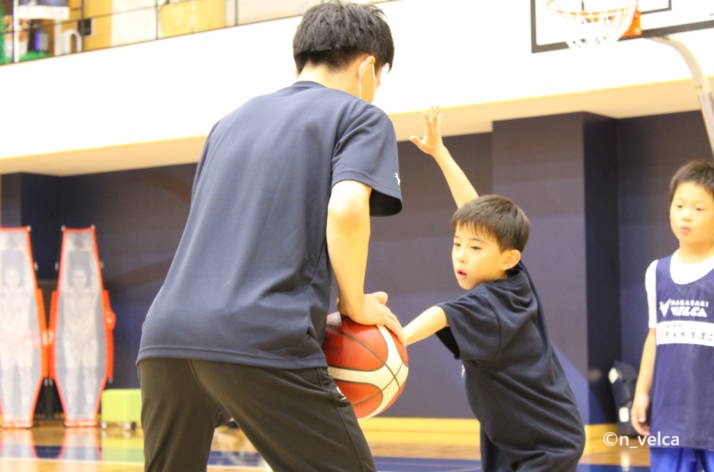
[357,55,377,102]
[501,249,521,271]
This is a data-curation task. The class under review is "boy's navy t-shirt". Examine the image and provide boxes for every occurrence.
[437,263,584,459]
[137,81,402,369]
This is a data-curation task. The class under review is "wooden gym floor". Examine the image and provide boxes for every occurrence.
[0,418,650,471]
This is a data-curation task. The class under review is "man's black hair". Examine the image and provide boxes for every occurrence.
[293,1,394,73]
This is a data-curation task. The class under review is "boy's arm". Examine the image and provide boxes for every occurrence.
[410,107,478,208]
[327,180,404,342]
[404,305,448,346]
[631,328,656,436]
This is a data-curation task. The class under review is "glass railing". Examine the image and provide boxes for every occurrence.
[1,0,393,65]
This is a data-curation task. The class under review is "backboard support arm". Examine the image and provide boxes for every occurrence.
[649,35,714,158]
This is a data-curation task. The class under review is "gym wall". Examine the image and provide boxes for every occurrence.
[2,109,711,423]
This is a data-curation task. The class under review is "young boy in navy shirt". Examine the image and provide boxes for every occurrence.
[405,108,585,471]
[631,160,714,472]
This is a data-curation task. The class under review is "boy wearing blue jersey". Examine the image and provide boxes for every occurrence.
[632,160,714,472]
[137,2,403,471]
[404,108,585,471]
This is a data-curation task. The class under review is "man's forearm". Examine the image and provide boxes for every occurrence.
[327,181,371,316]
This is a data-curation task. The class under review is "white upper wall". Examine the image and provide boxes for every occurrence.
[1,0,712,170]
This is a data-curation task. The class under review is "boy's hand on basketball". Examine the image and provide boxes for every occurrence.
[409,106,447,159]
[630,393,650,436]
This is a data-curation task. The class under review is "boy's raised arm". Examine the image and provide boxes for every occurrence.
[410,107,479,208]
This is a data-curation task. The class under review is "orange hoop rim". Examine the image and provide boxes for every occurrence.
[544,0,641,46]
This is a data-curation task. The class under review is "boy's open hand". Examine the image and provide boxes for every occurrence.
[409,106,446,157]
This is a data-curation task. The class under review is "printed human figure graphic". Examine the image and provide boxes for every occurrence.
[0,232,41,427]
[56,232,105,424]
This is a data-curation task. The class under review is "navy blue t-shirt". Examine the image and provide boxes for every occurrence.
[137,81,402,369]
[437,263,584,466]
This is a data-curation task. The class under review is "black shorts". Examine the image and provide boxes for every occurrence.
[138,358,375,472]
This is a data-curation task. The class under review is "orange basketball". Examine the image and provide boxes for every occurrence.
[322,314,409,418]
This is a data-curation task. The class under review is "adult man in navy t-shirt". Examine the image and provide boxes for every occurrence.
[137,3,403,471]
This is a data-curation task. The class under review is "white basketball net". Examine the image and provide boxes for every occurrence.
[546,0,638,48]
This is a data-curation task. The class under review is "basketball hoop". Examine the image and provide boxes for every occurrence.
[546,0,639,48]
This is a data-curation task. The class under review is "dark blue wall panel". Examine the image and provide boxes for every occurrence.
[2,173,61,279]
[490,113,624,424]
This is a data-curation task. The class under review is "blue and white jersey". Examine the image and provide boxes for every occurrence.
[646,253,714,450]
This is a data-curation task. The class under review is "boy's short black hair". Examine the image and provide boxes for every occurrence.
[293,1,394,73]
[669,159,714,202]
[451,195,530,252]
